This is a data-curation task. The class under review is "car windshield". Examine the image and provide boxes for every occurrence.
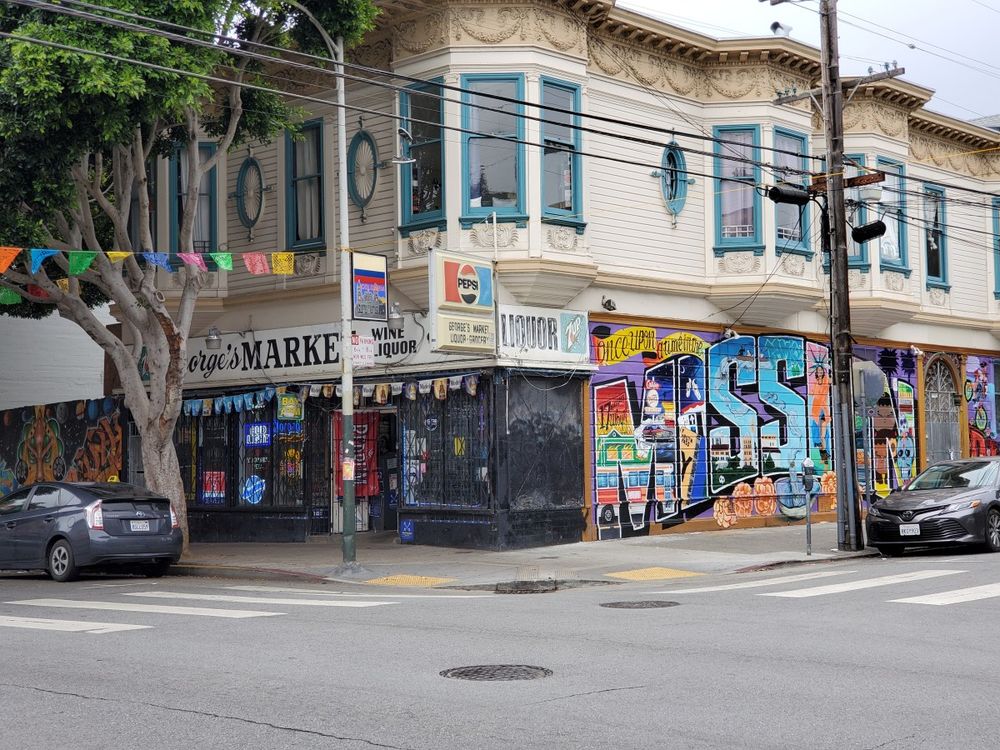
[907,461,999,491]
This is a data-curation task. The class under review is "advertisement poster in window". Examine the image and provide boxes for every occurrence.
[202,471,226,504]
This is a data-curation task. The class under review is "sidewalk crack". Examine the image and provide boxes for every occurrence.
[3,683,413,750]
[527,684,646,705]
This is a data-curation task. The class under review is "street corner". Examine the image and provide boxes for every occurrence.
[604,566,704,582]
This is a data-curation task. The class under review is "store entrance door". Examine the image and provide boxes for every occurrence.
[332,410,396,534]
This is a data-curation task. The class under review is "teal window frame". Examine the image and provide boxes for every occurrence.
[772,127,812,257]
[284,118,326,251]
[540,76,585,234]
[399,79,445,237]
[713,125,763,256]
[993,198,1000,299]
[460,73,527,229]
[660,142,689,216]
[168,143,217,257]
[876,156,910,276]
[923,183,949,290]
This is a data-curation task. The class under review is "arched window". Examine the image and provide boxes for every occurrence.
[660,143,688,216]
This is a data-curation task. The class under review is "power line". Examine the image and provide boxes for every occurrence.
[14,0,822,166]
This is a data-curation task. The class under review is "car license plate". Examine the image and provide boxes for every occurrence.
[899,523,920,536]
[130,520,150,532]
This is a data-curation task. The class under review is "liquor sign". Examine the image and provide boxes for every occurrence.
[497,305,589,366]
[429,251,496,354]
[351,252,388,322]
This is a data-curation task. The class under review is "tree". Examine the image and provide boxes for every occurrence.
[0,0,377,549]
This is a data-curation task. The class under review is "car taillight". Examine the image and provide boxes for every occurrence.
[170,506,179,529]
[85,500,104,530]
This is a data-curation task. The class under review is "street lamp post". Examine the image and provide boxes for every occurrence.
[285,2,356,565]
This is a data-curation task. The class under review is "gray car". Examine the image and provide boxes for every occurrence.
[0,482,183,581]
[867,457,1000,556]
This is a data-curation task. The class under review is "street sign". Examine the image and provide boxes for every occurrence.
[810,170,884,194]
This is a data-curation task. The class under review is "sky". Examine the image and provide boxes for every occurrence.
[618,0,1000,124]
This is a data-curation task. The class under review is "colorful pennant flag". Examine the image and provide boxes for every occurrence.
[29,248,59,274]
[0,287,20,304]
[26,284,49,300]
[56,278,69,292]
[243,252,270,275]
[178,252,208,272]
[143,252,172,271]
[69,251,97,276]
[272,252,295,276]
[0,247,20,274]
[107,251,131,263]
[210,252,233,271]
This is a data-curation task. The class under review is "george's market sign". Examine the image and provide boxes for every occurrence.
[185,315,446,385]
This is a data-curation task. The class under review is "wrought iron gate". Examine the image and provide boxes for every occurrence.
[925,359,960,465]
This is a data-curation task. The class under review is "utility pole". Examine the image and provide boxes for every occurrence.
[818,0,863,551]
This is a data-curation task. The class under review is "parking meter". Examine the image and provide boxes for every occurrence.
[802,457,815,555]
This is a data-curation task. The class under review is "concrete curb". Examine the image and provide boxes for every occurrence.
[734,549,880,574]
[168,564,332,584]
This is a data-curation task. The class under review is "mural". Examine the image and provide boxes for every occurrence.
[967,356,1000,457]
[590,324,918,540]
[0,397,125,492]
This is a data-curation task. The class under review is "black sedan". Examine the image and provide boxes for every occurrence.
[867,458,1000,556]
[0,482,183,581]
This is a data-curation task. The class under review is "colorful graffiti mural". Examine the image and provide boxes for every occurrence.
[967,356,1000,457]
[590,324,918,540]
[0,397,125,491]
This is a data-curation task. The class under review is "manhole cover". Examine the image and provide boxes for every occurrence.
[440,665,553,681]
[600,600,680,609]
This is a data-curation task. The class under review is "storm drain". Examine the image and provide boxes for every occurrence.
[600,600,680,609]
[440,665,553,681]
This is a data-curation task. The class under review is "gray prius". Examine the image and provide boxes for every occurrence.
[867,457,1000,556]
[0,482,183,581]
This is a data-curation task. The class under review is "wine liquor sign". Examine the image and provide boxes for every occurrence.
[496,305,590,367]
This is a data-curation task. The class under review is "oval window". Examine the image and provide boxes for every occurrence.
[660,143,688,216]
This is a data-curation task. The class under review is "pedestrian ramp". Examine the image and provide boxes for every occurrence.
[647,567,1000,607]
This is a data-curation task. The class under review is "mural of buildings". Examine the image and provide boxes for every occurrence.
[0,397,126,494]
[589,322,920,541]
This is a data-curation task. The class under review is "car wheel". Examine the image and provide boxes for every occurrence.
[877,545,905,557]
[143,560,172,578]
[47,539,79,582]
[985,508,1000,552]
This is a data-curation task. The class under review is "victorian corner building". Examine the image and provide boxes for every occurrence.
[62,1,1000,547]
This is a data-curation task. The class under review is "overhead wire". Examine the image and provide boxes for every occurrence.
[13,0,823,165]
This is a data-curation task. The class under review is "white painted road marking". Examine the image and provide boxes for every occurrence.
[760,570,966,598]
[7,599,284,619]
[652,570,854,594]
[125,592,396,608]
[891,582,1000,606]
[0,615,151,634]
[225,585,492,599]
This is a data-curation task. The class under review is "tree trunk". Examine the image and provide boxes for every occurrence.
[138,417,189,555]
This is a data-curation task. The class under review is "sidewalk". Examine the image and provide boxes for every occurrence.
[172,521,878,589]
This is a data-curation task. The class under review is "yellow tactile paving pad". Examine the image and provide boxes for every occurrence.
[364,574,455,587]
[605,567,703,581]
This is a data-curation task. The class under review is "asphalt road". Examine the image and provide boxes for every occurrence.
[2,547,999,750]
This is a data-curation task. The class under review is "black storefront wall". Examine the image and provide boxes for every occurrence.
[178,396,333,542]
[398,370,586,550]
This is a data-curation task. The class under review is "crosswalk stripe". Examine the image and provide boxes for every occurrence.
[651,570,854,594]
[7,599,284,619]
[891,582,1000,606]
[125,592,396,608]
[225,585,492,599]
[760,569,966,598]
[0,615,151,634]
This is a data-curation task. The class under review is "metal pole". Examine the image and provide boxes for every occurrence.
[819,0,863,551]
[334,34,357,564]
